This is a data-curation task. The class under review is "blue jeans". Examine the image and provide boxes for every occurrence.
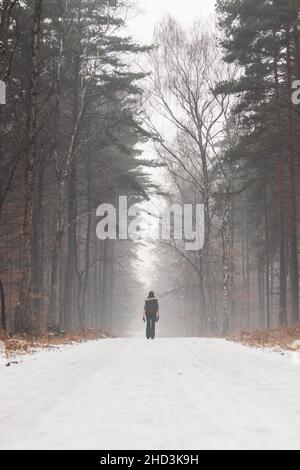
[146,312,157,339]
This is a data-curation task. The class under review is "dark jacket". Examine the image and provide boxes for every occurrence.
[144,298,159,315]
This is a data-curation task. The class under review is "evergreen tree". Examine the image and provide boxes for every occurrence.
[216,0,300,326]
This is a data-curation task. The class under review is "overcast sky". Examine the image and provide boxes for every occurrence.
[127,0,216,42]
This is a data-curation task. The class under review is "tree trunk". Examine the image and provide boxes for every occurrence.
[274,46,287,326]
[0,278,6,331]
[100,239,109,331]
[15,0,43,333]
[81,210,92,328]
[230,196,235,328]
[31,164,44,334]
[197,254,207,334]
[62,57,87,331]
[79,131,93,328]
[222,190,231,335]
[63,153,78,330]
[257,242,265,328]
[264,168,271,328]
[286,27,299,324]
[242,214,246,330]
[48,217,64,330]
[246,218,251,328]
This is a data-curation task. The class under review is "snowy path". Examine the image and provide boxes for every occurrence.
[1,338,300,450]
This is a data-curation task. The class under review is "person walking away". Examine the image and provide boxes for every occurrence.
[143,291,159,340]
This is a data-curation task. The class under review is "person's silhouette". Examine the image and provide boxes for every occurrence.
[143,291,159,340]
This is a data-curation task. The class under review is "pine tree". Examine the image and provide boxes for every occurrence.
[216,0,300,326]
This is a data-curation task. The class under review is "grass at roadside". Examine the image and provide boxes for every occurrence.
[229,326,300,352]
[0,329,112,357]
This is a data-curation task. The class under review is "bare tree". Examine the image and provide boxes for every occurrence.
[147,17,233,332]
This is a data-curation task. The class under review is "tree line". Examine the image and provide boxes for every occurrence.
[148,0,300,335]
[1,0,300,338]
[0,0,154,335]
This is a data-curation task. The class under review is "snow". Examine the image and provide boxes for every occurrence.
[1,338,300,450]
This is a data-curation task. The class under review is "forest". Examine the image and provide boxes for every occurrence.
[1,0,300,338]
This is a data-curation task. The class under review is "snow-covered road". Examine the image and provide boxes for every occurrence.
[1,338,300,450]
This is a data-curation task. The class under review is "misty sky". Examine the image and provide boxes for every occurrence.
[128,0,216,42]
